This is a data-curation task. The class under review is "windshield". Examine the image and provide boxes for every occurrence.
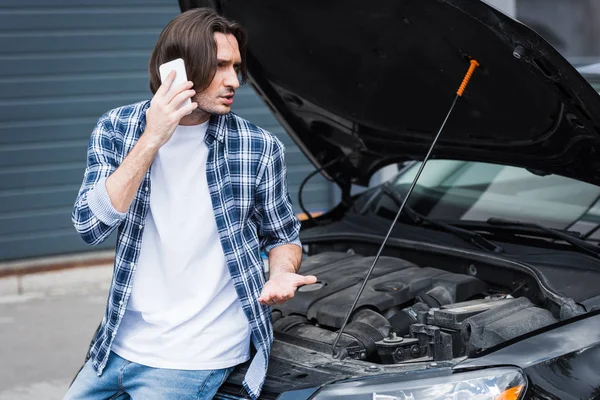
[377,160,600,242]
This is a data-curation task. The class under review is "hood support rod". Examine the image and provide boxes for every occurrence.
[332,59,480,357]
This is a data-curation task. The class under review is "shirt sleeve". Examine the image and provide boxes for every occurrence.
[255,137,302,254]
[71,113,127,245]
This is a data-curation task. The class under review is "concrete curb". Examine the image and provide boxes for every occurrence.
[0,251,114,297]
[0,250,114,278]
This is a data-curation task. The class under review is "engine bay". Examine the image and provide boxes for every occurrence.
[272,251,558,365]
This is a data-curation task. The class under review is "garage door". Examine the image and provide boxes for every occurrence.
[0,0,331,261]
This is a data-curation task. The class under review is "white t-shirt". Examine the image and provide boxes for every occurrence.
[112,122,251,370]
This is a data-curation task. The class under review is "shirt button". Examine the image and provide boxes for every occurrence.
[119,300,124,305]
[112,332,116,337]
[130,262,135,267]
[138,224,143,229]
[144,187,149,191]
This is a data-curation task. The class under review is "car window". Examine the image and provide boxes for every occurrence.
[389,160,600,237]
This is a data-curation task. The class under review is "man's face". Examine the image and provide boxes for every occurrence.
[193,32,241,117]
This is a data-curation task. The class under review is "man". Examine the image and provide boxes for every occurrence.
[65,7,316,400]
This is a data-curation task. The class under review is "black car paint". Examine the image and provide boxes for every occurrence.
[456,310,600,400]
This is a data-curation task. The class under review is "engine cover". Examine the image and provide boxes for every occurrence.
[275,251,488,328]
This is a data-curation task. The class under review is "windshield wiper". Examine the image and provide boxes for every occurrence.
[374,182,503,253]
[486,217,600,259]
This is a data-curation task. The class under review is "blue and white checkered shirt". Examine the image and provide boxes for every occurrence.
[72,100,301,399]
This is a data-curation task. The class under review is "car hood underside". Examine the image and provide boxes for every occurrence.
[182,0,600,187]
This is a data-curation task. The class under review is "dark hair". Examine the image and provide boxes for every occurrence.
[148,7,248,94]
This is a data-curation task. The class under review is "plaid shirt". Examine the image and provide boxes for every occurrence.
[72,100,301,399]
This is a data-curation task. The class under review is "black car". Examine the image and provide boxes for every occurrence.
[174,1,600,399]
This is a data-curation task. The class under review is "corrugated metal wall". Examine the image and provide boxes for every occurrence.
[0,0,331,261]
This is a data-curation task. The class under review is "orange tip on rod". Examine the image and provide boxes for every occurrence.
[457,59,480,96]
[331,57,482,358]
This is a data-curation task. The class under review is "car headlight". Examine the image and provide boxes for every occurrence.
[311,367,526,400]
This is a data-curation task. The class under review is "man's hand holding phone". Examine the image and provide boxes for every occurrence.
[102,59,197,214]
[145,59,198,148]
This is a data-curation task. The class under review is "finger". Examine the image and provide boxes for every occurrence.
[266,293,280,304]
[176,101,198,118]
[294,275,318,287]
[279,291,293,303]
[171,91,195,117]
[166,81,194,104]
[258,297,269,305]
[274,294,286,304]
[258,292,273,304]
[155,70,176,98]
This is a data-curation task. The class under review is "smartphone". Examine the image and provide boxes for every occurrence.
[158,58,193,110]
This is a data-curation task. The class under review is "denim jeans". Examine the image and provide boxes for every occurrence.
[64,352,234,400]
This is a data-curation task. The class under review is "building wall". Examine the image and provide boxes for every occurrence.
[0,0,330,261]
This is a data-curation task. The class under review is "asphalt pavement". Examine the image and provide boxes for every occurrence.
[0,274,110,400]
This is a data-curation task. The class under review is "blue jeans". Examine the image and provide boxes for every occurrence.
[64,352,234,400]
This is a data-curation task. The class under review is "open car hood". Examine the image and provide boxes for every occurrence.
[179,0,600,188]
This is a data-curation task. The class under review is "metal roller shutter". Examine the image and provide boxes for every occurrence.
[0,0,331,261]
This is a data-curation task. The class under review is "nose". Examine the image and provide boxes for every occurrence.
[224,67,240,90]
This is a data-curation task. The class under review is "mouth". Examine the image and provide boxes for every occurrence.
[221,93,235,106]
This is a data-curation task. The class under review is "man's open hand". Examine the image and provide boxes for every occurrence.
[258,272,317,306]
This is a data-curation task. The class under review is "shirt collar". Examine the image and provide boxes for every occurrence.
[207,113,227,142]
